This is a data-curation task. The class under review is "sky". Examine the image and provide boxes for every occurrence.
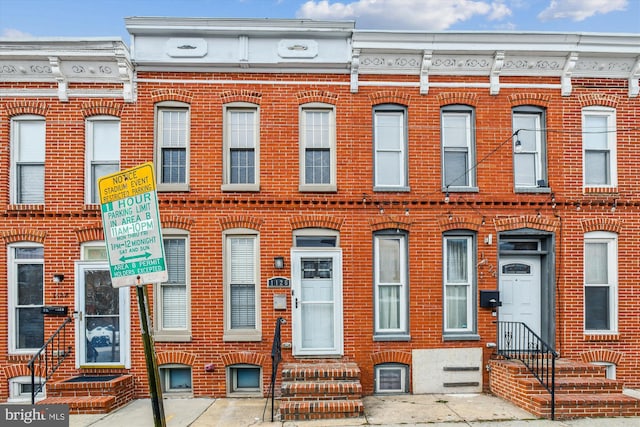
[0,0,638,43]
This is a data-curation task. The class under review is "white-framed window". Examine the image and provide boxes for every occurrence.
[86,116,120,204]
[300,104,336,192]
[159,364,192,394]
[373,105,408,191]
[223,230,261,341]
[374,363,408,394]
[441,106,475,190]
[582,106,616,187]
[584,231,618,333]
[222,104,259,192]
[8,376,45,403]
[8,244,44,353]
[154,231,190,341]
[443,234,475,335]
[10,115,45,204]
[227,364,262,396]
[591,362,616,380]
[513,106,547,190]
[155,102,189,191]
[374,232,408,338]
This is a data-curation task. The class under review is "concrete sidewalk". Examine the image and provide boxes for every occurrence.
[70,393,640,426]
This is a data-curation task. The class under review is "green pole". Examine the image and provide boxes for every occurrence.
[136,284,166,427]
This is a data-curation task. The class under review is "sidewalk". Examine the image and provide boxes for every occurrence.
[70,393,640,426]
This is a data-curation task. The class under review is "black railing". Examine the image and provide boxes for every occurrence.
[27,316,74,404]
[265,317,286,422]
[497,321,558,420]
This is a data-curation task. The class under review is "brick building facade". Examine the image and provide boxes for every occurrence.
[0,18,639,416]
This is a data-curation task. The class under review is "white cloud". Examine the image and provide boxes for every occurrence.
[296,0,513,30]
[1,28,33,38]
[538,0,628,22]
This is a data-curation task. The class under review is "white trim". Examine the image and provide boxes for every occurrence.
[8,376,46,403]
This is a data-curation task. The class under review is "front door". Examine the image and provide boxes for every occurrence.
[76,262,129,367]
[499,255,541,348]
[291,250,342,356]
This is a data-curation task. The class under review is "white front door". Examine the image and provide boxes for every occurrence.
[75,262,130,367]
[291,250,343,356]
[499,256,541,348]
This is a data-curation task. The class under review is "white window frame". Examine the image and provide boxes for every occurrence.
[8,376,45,403]
[373,105,408,191]
[227,364,262,396]
[299,103,336,192]
[85,116,121,204]
[155,101,190,192]
[154,230,191,341]
[443,234,476,336]
[222,103,260,192]
[10,115,45,205]
[441,106,476,191]
[582,106,617,188]
[374,363,408,394]
[8,243,44,354]
[223,230,261,341]
[159,364,193,394]
[374,232,409,339]
[513,106,547,191]
[584,231,618,334]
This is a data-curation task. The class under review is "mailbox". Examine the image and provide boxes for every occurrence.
[479,290,501,308]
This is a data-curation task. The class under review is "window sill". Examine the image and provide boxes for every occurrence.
[373,334,411,342]
[8,204,44,211]
[299,184,337,193]
[373,186,410,192]
[584,333,619,342]
[515,187,552,194]
[157,184,190,193]
[443,334,480,341]
[583,186,618,195]
[221,184,260,192]
[223,331,262,342]
[154,333,192,342]
[442,187,479,193]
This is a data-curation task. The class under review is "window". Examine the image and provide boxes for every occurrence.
[160,365,192,393]
[441,106,475,190]
[8,245,44,353]
[591,362,616,380]
[373,105,408,190]
[154,232,190,341]
[8,376,45,403]
[11,115,45,204]
[300,104,336,192]
[374,364,408,394]
[156,103,189,191]
[583,107,616,187]
[224,232,260,341]
[584,232,617,333]
[228,365,261,395]
[443,234,476,336]
[86,117,120,204]
[374,232,409,339]
[223,104,259,191]
[513,106,547,190]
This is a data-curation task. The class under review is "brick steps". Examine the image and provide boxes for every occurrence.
[489,358,640,420]
[279,362,364,421]
[38,395,116,414]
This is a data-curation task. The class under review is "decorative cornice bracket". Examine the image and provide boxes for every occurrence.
[419,50,432,95]
[350,48,360,93]
[562,52,579,97]
[490,51,504,95]
[629,56,640,98]
[48,56,68,102]
[115,47,134,103]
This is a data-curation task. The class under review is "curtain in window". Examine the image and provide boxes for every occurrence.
[378,238,401,330]
[585,242,607,284]
[162,239,186,329]
[446,238,468,329]
[230,237,255,328]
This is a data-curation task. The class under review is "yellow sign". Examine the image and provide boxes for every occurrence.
[99,162,156,204]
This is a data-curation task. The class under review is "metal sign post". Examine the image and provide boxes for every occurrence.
[98,162,167,427]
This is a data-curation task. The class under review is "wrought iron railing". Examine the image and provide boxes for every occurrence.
[497,321,559,420]
[27,316,74,404]
[265,317,286,422]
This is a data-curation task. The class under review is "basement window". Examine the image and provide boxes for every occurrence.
[8,376,45,403]
[228,364,262,396]
[591,362,616,379]
[374,363,408,394]
[160,365,192,394]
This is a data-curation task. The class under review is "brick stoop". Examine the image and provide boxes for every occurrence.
[38,374,134,414]
[489,358,640,419]
[279,362,365,421]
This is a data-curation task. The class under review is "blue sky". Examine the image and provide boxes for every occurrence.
[1,0,638,42]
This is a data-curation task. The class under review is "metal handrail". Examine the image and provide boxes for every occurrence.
[267,317,285,422]
[497,321,558,420]
[27,316,74,404]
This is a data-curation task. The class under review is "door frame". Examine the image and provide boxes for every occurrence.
[290,249,343,357]
[497,230,555,345]
[74,261,131,368]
